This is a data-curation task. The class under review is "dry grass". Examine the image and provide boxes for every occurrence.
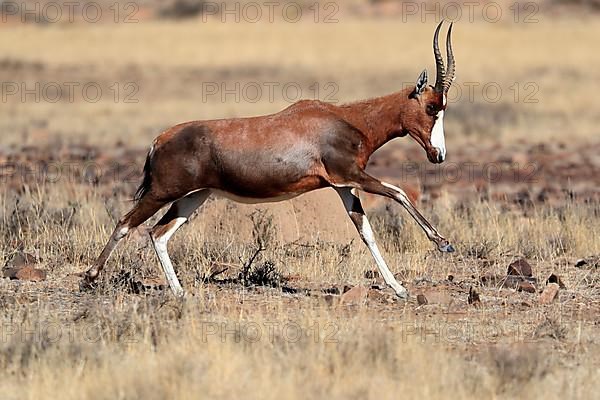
[1,182,599,399]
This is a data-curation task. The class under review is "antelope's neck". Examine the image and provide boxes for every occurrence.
[338,89,412,155]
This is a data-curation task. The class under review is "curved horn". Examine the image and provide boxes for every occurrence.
[433,20,446,93]
[443,23,456,92]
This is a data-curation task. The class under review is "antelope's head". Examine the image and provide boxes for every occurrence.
[402,21,456,164]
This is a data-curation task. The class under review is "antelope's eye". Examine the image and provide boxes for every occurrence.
[426,104,437,116]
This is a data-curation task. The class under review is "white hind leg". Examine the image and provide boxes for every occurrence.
[150,190,211,296]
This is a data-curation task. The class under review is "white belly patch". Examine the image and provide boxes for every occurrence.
[213,190,301,204]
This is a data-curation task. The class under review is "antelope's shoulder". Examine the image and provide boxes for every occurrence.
[279,99,340,116]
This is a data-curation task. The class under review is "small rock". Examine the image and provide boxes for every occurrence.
[447,274,454,282]
[340,285,368,305]
[4,265,46,281]
[502,275,537,290]
[539,283,559,304]
[282,286,298,294]
[416,294,428,305]
[517,281,536,293]
[468,287,481,306]
[364,270,380,279]
[546,274,566,289]
[322,286,341,295]
[7,252,40,267]
[574,256,599,269]
[507,258,533,277]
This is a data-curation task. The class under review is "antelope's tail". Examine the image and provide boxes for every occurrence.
[134,146,154,202]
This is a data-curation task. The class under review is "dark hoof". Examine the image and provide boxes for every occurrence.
[439,243,455,253]
[79,277,97,292]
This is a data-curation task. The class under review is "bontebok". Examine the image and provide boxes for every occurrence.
[82,21,457,298]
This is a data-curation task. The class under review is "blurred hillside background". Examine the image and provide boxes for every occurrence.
[1,0,599,146]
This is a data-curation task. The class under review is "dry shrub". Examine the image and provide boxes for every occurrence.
[485,345,552,395]
[533,317,569,341]
[369,204,419,253]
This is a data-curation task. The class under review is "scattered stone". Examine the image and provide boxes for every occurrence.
[364,270,380,279]
[416,294,428,306]
[507,258,533,277]
[539,283,559,304]
[3,266,47,281]
[517,281,536,293]
[110,270,144,294]
[322,286,341,295]
[575,256,600,269]
[468,287,481,306]
[546,274,566,289]
[497,274,537,291]
[413,276,434,285]
[6,252,40,267]
[340,285,368,305]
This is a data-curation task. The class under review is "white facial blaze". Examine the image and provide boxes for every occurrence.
[430,94,447,161]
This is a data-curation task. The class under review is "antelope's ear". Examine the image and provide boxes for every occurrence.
[411,69,428,98]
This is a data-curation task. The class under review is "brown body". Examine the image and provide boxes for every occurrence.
[82,22,457,299]
[140,90,443,204]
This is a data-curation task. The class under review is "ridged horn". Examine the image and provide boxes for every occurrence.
[443,22,456,92]
[433,20,446,93]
